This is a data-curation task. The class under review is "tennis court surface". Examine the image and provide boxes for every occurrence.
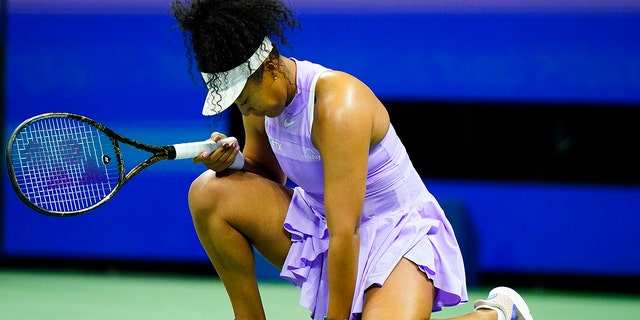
[2,269,639,319]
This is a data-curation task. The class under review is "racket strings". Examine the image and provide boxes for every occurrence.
[10,117,120,213]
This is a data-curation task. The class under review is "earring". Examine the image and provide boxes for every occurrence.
[273,76,278,81]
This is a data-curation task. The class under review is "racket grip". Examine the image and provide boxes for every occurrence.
[171,137,238,160]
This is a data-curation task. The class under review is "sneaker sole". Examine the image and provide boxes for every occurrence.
[490,287,533,320]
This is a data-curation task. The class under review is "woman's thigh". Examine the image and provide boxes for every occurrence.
[362,258,435,320]
[188,169,294,269]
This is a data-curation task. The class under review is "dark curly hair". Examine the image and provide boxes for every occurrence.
[171,0,299,113]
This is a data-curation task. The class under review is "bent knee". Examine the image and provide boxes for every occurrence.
[187,170,260,218]
[188,170,229,218]
[188,169,292,222]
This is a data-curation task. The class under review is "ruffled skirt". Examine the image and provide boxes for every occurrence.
[279,186,468,320]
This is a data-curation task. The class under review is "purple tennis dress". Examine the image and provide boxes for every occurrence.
[266,59,468,320]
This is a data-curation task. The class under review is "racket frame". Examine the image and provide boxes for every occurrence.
[6,112,177,216]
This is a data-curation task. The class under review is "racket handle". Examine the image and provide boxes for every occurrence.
[171,137,238,160]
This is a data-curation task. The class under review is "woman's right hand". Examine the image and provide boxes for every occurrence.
[193,132,241,172]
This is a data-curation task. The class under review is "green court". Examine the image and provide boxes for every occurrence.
[1,269,639,319]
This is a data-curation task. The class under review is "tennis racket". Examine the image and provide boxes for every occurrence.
[6,112,238,217]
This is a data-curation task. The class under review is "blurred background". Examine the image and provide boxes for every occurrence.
[2,0,640,295]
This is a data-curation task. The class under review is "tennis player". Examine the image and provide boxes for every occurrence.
[171,1,533,319]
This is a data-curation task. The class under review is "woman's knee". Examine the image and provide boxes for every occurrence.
[188,170,231,220]
[187,170,292,268]
[188,170,277,221]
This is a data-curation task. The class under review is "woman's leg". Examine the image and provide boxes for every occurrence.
[362,258,497,320]
[188,170,294,320]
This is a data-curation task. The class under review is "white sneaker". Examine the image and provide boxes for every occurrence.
[473,286,533,320]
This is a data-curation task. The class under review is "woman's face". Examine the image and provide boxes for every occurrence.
[234,67,289,118]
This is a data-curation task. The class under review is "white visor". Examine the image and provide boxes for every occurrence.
[201,37,273,115]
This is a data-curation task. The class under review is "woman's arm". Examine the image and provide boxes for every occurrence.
[241,114,288,185]
[312,71,386,319]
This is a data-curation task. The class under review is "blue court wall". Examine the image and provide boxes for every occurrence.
[3,9,640,279]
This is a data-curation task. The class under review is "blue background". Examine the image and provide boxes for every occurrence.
[3,4,640,279]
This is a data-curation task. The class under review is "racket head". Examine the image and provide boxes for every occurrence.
[6,113,125,216]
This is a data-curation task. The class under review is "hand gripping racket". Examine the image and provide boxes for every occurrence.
[6,112,238,217]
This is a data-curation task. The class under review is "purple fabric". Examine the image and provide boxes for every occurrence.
[267,59,468,320]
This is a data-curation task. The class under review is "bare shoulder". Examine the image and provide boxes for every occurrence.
[315,70,364,95]
[314,71,380,116]
[312,70,390,146]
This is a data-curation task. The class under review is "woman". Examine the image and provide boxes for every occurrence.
[171,1,533,320]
